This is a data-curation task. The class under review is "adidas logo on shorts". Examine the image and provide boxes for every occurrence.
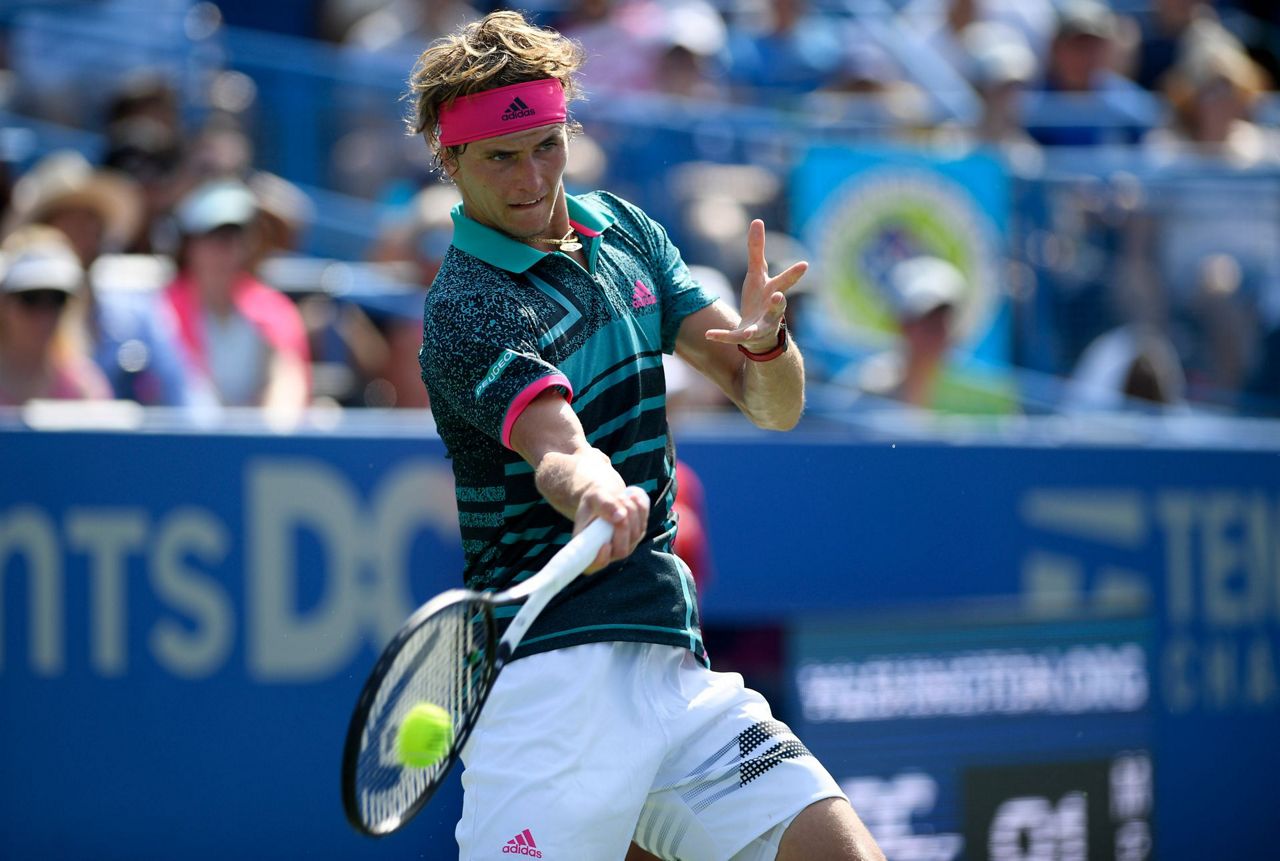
[502,827,543,857]
[502,97,536,122]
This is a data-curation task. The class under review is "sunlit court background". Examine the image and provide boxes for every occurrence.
[2,0,1278,859]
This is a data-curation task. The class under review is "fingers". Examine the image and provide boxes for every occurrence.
[741,219,806,307]
[704,291,788,346]
[577,486,650,573]
[746,219,808,276]
[747,219,767,276]
[770,260,808,294]
[715,219,805,349]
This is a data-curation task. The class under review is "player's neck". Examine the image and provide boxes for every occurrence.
[528,187,585,264]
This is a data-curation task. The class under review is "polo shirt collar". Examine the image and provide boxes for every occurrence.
[449,193,616,274]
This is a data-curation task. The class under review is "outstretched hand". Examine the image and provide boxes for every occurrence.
[704,219,807,353]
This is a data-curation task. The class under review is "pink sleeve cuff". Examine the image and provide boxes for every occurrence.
[501,373,574,449]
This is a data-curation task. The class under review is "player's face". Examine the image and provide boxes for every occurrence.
[447,125,569,244]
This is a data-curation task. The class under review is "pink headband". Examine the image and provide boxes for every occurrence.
[438,79,568,147]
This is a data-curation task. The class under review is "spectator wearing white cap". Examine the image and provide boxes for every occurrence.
[844,255,1016,413]
[885,255,964,408]
[0,226,111,405]
[162,179,311,412]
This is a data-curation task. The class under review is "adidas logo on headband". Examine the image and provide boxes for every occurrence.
[502,97,536,122]
[438,80,565,146]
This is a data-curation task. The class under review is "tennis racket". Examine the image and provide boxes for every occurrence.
[341,514,617,837]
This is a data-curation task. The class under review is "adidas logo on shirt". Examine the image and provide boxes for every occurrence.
[502,828,543,857]
[502,97,536,121]
[632,280,656,309]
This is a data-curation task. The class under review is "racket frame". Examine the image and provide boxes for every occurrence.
[341,517,614,836]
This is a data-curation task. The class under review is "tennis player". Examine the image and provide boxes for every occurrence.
[413,11,884,861]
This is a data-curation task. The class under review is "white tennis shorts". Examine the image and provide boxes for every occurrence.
[455,641,846,861]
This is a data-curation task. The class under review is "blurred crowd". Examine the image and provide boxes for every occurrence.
[1,0,1278,419]
[0,69,438,413]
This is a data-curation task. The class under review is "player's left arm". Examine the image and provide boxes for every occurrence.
[673,219,805,430]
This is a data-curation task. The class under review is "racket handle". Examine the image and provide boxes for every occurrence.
[501,516,614,605]
[499,487,648,654]
[496,506,630,662]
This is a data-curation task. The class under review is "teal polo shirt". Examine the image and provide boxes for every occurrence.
[419,190,718,663]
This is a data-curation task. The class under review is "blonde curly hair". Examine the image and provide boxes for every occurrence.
[407,11,585,164]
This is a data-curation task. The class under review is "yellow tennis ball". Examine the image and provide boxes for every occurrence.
[396,702,453,768]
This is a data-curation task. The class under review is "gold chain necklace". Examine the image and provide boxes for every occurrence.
[537,227,582,253]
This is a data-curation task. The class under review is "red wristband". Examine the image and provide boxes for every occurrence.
[738,319,789,362]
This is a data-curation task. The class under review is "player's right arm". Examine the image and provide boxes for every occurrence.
[508,389,650,571]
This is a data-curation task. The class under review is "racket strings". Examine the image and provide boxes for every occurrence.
[353,599,492,831]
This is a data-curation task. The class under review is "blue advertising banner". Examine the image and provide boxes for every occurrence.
[788,611,1154,861]
[681,433,1279,861]
[2,424,1277,859]
[791,146,1012,374]
[1,430,465,860]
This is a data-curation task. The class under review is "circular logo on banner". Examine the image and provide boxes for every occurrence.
[809,167,1001,351]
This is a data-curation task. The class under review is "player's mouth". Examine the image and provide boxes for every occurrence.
[509,195,545,210]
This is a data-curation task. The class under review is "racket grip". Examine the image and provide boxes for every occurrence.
[562,486,648,573]
[500,515,615,606]
[497,515,613,659]
[560,515,616,576]
[499,486,647,618]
